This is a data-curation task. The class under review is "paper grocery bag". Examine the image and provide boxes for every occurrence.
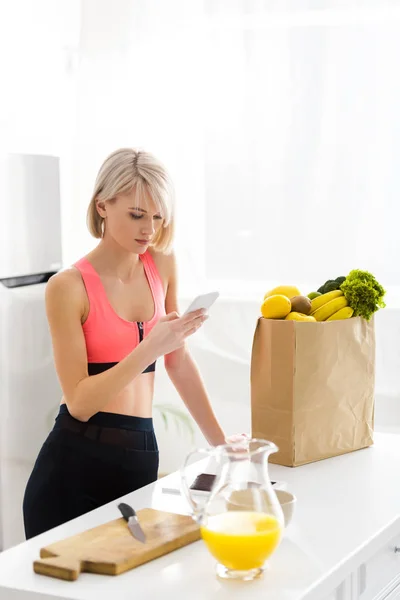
[250,316,375,467]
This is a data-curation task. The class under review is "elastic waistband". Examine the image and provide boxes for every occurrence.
[56,404,154,432]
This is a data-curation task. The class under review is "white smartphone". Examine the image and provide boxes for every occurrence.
[183,291,220,316]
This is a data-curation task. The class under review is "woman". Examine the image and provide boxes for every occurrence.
[23,148,236,539]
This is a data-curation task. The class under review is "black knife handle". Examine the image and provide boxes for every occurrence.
[118,502,136,522]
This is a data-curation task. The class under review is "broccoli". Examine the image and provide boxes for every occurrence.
[317,279,334,293]
[317,277,346,294]
[340,270,386,321]
[324,281,341,293]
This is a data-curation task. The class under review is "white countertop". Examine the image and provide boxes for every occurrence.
[0,432,400,600]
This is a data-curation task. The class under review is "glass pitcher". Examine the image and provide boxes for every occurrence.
[180,438,284,581]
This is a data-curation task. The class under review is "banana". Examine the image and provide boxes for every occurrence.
[312,296,348,321]
[326,306,354,321]
[310,289,344,313]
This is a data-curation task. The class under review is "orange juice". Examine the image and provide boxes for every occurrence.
[200,511,282,571]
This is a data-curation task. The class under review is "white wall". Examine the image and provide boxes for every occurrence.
[0,0,81,270]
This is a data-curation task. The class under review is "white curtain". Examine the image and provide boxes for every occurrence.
[62,1,400,474]
[66,0,400,297]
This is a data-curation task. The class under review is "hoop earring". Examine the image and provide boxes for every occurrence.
[101,218,105,238]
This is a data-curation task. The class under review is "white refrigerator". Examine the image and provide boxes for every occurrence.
[0,153,62,549]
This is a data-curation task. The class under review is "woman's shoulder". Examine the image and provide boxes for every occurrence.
[46,266,86,301]
[148,248,177,292]
[147,248,175,275]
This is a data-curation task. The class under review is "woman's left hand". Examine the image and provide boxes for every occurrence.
[225,433,250,444]
[224,432,251,451]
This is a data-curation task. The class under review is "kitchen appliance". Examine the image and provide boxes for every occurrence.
[0,153,62,550]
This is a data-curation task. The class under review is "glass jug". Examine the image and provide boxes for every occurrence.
[180,438,284,581]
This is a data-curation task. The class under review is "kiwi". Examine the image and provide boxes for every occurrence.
[290,295,312,315]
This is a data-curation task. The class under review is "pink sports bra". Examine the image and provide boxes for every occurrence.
[74,251,166,375]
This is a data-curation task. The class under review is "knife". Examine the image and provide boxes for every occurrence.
[117,503,146,543]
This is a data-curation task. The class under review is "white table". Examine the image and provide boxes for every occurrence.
[0,432,399,600]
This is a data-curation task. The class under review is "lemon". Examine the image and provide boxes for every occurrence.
[261,295,291,319]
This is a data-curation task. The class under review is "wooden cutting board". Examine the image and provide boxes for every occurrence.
[33,508,201,581]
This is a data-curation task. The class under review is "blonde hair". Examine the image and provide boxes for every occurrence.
[87,148,175,253]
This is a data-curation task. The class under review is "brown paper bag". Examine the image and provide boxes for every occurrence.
[250,316,375,466]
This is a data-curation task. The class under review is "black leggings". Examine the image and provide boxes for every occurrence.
[23,404,159,540]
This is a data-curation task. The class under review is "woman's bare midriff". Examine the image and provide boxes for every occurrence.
[60,371,156,419]
[101,371,156,417]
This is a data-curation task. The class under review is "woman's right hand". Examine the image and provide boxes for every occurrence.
[146,310,208,357]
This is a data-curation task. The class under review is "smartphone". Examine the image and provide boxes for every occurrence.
[189,473,281,493]
[161,474,286,496]
[183,291,220,316]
